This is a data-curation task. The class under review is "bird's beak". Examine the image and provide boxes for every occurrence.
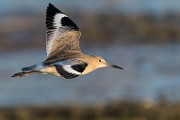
[107,63,124,70]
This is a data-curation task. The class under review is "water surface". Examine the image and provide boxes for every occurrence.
[0,44,180,107]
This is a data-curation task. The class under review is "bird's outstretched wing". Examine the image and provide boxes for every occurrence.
[53,59,88,79]
[45,3,82,62]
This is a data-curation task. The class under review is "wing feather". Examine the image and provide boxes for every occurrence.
[53,59,88,79]
[46,3,81,60]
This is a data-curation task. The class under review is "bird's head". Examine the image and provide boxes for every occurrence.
[91,55,124,70]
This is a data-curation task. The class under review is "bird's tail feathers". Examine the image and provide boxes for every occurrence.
[12,63,44,78]
[22,65,37,71]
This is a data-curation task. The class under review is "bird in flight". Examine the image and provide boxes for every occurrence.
[12,3,123,79]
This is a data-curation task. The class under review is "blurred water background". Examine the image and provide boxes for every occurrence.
[0,0,180,119]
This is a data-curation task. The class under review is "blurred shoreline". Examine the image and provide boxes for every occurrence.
[0,102,180,120]
[0,12,180,53]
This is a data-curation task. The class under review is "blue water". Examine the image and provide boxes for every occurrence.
[0,0,180,15]
[0,44,180,107]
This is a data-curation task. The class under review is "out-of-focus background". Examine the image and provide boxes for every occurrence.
[0,0,180,119]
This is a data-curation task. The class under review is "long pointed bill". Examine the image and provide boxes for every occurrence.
[108,63,124,70]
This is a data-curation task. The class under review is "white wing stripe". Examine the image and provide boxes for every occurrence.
[46,13,67,56]
[46,4,81,58]
[63,65,81,75]
[46,32,57,55]
[54,13,67,28]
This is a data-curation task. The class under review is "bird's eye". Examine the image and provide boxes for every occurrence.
[98,59,101,62]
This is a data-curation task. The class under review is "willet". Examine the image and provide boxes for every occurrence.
[12,3,123,79]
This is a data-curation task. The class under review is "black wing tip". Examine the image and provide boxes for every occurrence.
[47,3,63,14]
[61,17,79,30]
[46,3,79,31]
[48,3,53,7]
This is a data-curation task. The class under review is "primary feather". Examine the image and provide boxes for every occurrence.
[46,3,81,60]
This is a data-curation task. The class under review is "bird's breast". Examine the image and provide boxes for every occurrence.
[81,65,96,75]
